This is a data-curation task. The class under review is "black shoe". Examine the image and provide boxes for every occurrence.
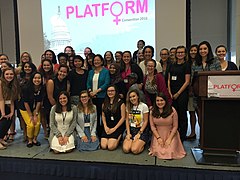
[27,143,33,148]
[33,141,41,146]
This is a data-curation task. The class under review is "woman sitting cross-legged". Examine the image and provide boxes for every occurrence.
[149,92,186,159]
[76,90,99,151]
[122,89,149,154]
[101,85,126,150]
[49,91,77,153]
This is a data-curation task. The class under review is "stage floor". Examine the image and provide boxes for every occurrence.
[0,129,239,172]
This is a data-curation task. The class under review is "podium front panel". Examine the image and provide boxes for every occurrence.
[201,99,240,151]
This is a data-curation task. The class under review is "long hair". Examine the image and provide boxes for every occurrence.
[19,52,33,65]
[102,85,120,114]
[152,92,173,118]
[109,63,122,85]
[120,51,133,72]
[195,41,214,66]
[0,67,19,101]
[55,91,72,113]
[77,90,96,113]
[20,62,37,78]
[126,89,140,112]
[22,72,44,101]
[188,44,198,65]
[39,59,54,81]
[44,49,57,64]
[104,51,114,66]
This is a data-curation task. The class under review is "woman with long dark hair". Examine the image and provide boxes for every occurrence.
[49,91,77,153]
[101,85,125,150]
[19,72,44,147]
[149,92,186,159]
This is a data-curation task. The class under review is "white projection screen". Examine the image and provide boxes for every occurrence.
[41,0,155,56]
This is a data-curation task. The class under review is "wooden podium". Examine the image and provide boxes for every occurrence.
[191,71,240,166]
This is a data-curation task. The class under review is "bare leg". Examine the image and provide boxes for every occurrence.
[122,138,132,153]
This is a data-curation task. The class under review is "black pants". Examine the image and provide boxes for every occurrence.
[172,91,189,141]
[0,105,13,139]
[92,98,105,138]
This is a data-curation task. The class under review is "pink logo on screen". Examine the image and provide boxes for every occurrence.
[66,0,148,25]
[213,84,240,92]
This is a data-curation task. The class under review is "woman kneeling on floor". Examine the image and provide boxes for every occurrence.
[149,92,186,159]
[101,85,126,150]
[49,91,77,153]
[123,89,149,154]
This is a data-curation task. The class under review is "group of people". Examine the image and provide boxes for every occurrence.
[0,40,238,160]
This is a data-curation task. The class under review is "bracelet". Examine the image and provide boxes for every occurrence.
[157,137,161,139]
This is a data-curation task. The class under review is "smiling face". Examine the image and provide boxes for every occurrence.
[57,67,68,80]
[84,48,91,57]
[45,51,53,61]
[155,96,166,109]
[4,69,14,82]
[23,63,32,74]
[143,48,153,61]
[1,63,11,71]
[64,47,72,56]
[122,52,131,65]
[216,47,227,61]
[80,92,90,105]
[33,73,42,86]
[59,93,68,107]
[129,91,139,106]
[107,86,116,99]
[176,48,186,61]
[21,53,30,63]
[105,51,113,62]
[199,44,209,58]
[109,64,117,75]
[74,58,83,68]
[0,55,8,64]
[42,60,52,72]
[160,49,169,62]
[93,56,103,68]
[189,46,197,59]
[146,60,155,74]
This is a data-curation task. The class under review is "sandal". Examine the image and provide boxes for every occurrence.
[8,132,16,142]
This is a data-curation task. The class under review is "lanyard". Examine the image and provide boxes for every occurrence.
[62,112,67,125]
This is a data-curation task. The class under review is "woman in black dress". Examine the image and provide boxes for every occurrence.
[101,85,126,150]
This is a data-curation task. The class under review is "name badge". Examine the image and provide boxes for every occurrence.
[84,123,90,127]
[171,76,177,80]
[111,116,114,121]
[124,79,128,83]
[130,123,136,127]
